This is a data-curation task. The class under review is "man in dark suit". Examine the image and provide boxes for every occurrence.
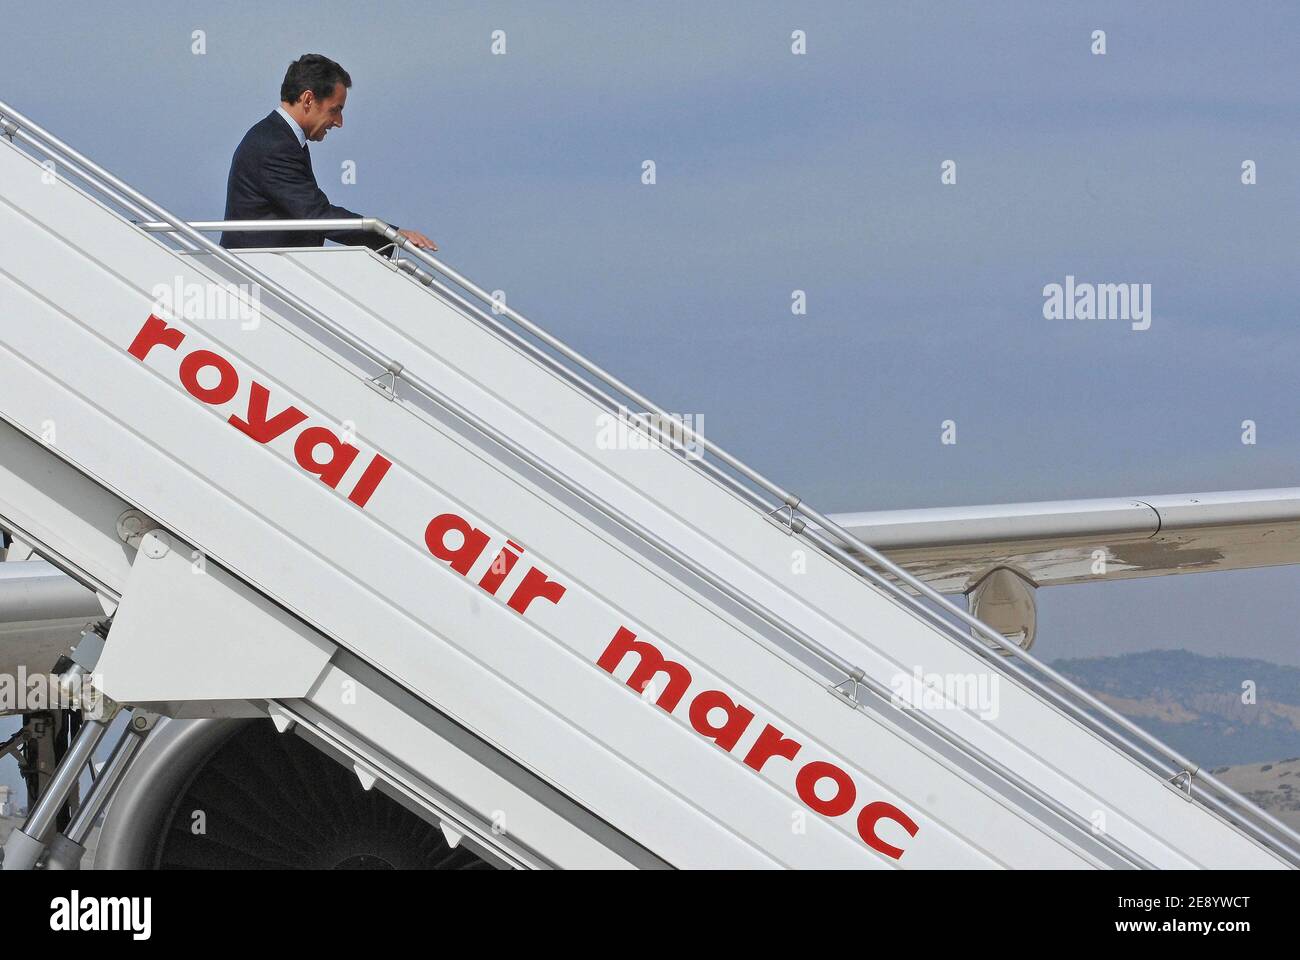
[220,54,435,252]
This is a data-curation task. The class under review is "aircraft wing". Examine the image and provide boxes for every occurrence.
[825,487,1300,594]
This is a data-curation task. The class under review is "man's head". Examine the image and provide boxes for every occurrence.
[279,54,351,142]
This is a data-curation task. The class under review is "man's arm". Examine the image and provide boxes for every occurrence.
[260,150,434,251]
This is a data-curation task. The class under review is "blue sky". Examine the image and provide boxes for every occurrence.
[0,0,1297,771]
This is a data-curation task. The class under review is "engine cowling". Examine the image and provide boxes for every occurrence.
[96,717,494,869]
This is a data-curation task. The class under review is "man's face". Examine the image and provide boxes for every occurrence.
[299,83,347,141]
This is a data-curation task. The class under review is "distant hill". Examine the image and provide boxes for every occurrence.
[1213,758,1300,832]
[1052,650,1300,768]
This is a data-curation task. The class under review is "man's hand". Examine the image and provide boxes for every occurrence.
[398,228,437,251]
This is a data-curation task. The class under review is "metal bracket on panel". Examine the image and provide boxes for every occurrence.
[353,762,378,792]
[1167,768,1197,801]
[267,704,296,734]
[1,118,16,142]
[393,257,435,287]
[128,710,160,735]
[439,821,464,849]
[367,361,404,400]
[115,509,163,550]
[70,620,110,672]
[54,649,118,715]
[829,667,867,707]
[768,494,806,535]
[98,552,336,711]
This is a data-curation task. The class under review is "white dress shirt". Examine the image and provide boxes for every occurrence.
[275,106,307,149]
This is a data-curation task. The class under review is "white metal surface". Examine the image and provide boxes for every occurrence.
[99,530,335,714]
[0,129,1290,868]
[0,560,101,686]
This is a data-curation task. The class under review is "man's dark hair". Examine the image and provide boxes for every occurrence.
[280,54,352,104]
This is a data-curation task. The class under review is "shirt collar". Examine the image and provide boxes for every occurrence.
[275,106,307,148]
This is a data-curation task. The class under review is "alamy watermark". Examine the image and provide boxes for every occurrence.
[889,666,1000,721]
[596,405,705,459]
[50,891,151,940]
[151,276,262,330]
[0,668,108,718]
[1043,275,1151,331]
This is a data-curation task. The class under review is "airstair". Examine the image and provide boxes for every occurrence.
[0,99,1295,869]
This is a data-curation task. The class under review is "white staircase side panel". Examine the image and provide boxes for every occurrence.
[243,247,1285,869]
[99,530,336,707]
[0,419,135,604]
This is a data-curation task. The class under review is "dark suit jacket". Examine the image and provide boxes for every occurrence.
[219,111,395,251]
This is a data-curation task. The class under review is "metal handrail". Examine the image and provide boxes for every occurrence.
[4,98,1297,864]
